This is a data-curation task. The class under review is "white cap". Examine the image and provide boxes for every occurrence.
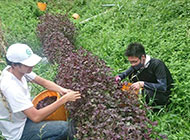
[6,43,42,67]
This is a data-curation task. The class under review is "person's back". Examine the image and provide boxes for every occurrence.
[128,58,173,92]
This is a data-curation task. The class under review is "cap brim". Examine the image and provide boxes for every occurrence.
[21,54,42,67]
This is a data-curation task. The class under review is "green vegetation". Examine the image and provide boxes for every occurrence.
[0,0,190,139]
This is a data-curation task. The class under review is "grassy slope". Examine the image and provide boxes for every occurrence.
[0,0,190,139]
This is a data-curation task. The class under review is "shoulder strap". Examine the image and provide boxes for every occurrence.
[0,87,12,121]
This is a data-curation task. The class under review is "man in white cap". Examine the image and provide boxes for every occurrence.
[0,43,81,140]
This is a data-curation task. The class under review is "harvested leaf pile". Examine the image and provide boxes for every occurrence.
[36,96,57,110]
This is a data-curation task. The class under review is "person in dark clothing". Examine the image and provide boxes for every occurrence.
[115,43,174,106]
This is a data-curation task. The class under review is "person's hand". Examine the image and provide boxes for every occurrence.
[115,76,121,82]
[62,90,81,102]
[59,87,74,95]
[130,81,144,90]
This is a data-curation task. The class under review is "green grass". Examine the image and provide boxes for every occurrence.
[0,0,190,139]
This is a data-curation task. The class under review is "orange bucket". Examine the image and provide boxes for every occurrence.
[32,90,68,121]
[37,2,47,11]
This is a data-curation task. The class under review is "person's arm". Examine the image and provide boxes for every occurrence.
[32,75,73,95]
[144,78,167,92]
[117,67,134,81]
[130,79,167,92]
[23,91,81,123]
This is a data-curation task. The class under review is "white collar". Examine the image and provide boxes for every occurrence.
[144,55,151,68]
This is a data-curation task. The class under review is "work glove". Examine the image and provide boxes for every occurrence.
[115,76,121,82]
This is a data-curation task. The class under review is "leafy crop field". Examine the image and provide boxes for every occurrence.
[0,0,190,139]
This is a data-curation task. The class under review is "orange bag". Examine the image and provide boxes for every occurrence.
[121,83,139,94]
[32,90,68,121]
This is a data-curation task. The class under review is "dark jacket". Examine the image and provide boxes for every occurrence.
[118,58,174,94]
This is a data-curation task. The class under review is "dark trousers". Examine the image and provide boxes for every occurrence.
[143,89,170,106]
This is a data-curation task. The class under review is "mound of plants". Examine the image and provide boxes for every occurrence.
[37,13,76,44]
[37,13,76,64]
[37,13,164,139]
[56,49,163,139]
